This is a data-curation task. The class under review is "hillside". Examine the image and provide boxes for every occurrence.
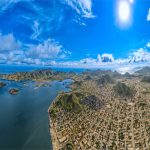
[1,69,76,81]
[135,66,150,75]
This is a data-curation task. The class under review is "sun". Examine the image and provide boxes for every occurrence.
[129,0,134,3]
[118,0,130,22]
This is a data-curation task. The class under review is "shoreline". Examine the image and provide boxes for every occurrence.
[48,105,60,150]
[48,79,73,150]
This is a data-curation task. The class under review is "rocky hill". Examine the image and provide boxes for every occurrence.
[96,74,115,85]
[1,69,76,81]
[135,66,150,75]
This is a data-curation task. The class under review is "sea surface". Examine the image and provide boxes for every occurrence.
[0,65,110,149]
[0,64,86,74]
[0,79,72,149]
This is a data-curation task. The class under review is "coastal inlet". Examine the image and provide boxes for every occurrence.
[0,79,72,149]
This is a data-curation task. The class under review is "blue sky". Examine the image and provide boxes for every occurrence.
[0,0,150,68]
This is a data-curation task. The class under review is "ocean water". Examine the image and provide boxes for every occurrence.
[0,79,72,149]
[0,65,111,149]
[0,64,85,74]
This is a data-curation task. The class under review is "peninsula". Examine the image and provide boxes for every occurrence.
[48,67,150,150]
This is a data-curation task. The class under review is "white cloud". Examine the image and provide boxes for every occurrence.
[101,54,114,62]
[0,33,150,70]
[0,33,70,65]
[0,0,95,42]
[21,58,42,65]
[27,39,64,59]
[129,48,150,63]
[80,57,97,64]
[64,0,95,18]
[0,54,7,60]
[73,18,87,26]
[31,20,41,40]
[146,42,150,47]
[0,33,21,51]
[24,38,71,64]
[147,8,150,21]
[50,49,150,69]
[0,0,31,12]
[71,53,115,67]
[116,66,135,74]
[97,54,101,62]
[0,50,24,64]
[115,58,129,64]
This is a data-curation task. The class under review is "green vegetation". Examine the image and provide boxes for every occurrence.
[55,92,85,112]
[138,102,148,110]
[114,82,134,97]
[49,108,57,119]
[65,143,74,150]
[95,141,101,149]
[118,131,124,140]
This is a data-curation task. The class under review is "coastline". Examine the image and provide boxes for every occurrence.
[48,105,59,150]
[48,79,73,150]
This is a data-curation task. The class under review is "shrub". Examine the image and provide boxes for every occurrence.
[66,142,73,150]
[49,108,57,119]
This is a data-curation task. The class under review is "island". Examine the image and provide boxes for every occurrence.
[9,88,19,95]
[0,82,6,88]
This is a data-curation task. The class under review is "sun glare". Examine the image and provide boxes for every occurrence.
[118,0,130,22]
[129,0,134,3]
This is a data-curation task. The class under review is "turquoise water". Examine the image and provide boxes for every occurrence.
[0,79,72,149]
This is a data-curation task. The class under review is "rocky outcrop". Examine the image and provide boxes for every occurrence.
[9,88,19,95]
[0,82,6,88]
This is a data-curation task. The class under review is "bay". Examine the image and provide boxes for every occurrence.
[0,79,72,150]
